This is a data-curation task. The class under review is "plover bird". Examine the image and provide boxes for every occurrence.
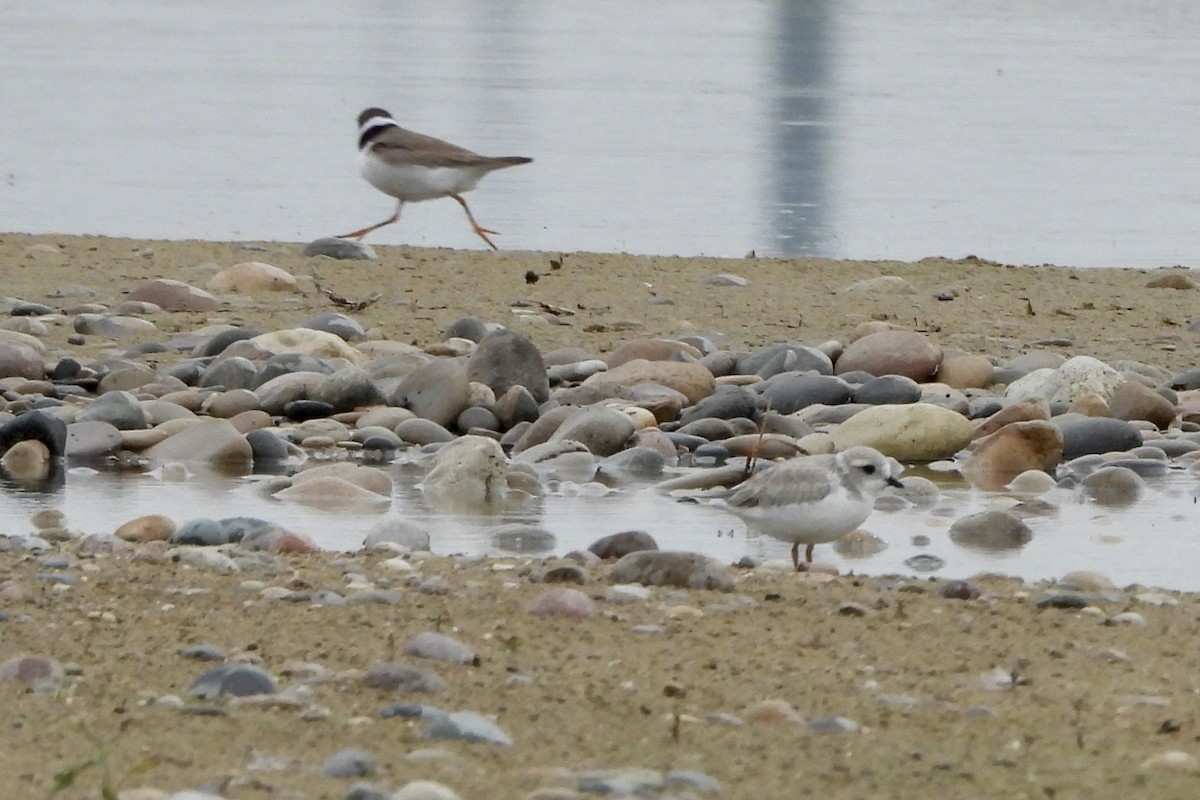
[714,446,904,570]
[338,107,532,249]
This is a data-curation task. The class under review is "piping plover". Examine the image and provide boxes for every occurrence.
[338,107,532,250]
[714,446,904,570]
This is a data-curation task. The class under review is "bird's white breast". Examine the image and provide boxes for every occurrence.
[724,482,874,545]
[360,149,486,201]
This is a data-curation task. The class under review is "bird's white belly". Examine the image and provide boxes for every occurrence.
[361,152,483,202]
[727,490,872,545]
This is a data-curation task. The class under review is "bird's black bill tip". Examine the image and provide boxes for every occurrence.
[886,476,905,489]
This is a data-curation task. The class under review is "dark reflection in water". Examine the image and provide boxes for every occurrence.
[1,457,1200,590]
[0,464,66,496]
[771,1,832,256]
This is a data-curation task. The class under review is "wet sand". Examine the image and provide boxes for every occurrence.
[3,233,1200,798]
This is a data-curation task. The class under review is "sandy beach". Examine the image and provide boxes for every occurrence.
[3,233,1200,799]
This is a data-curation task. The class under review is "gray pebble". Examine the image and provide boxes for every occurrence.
[188,664,276,699]
[759,373,852,414]
[853,374,923,405]
[345,783,392,800]
[379,702,443,720]
[303,237,376,260]
[578,768,663,796]
[904,554,946,572]
[489,523,557,554]
[404,631,476,665]
[609,550,734,591]
[703,272,749,287]
[425,710,512,745]
[311,590,347,606]
[665,771,722,794]
[1034,592,1089,610]
[345,589,402,605]
[363,662,448,694]
[177,644,226,662]
[171,518,229,547]
[323,747,376,779]
[75,390,148,430]
[466,329,550,404]
[300,312,366,341]
[363,518,432,553]
[948,510,1032,551]
[807,715,861,733]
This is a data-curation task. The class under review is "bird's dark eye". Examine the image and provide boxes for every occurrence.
[862,464,876,474]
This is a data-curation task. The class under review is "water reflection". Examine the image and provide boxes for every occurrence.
[2,457,1200,591]
[2,1,1197,265]
[771,1,833,256]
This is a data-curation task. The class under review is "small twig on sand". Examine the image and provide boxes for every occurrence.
[310,267,382,311]
[741,403,772,483]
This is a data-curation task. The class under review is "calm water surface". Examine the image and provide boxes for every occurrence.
[2,1,1198,266]
[3,459,1199,592]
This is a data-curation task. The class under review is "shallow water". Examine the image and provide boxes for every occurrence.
[3,1,1199,266]
[4,458,1199,591]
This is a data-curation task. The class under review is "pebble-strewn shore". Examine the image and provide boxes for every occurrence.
[3,233,1200,799]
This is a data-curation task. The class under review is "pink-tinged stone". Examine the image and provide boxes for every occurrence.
[0,580,27,602]
[962,421,1063,491]
[115,514,176,543]
[1108,380,1176,429]
[835,331,941,381]
[0,342,45,380]
[605,338,702,368]
[1,440,51,481]
[743,699,804,724]
[76,534,133,556]
[269,532,320,554]
[971,400,1050,440]
[584,359,716,405]
[207,262,298,293]
[936,353,995,390]
[0,654,65,687]
[1067,392,1109,417]
[127,278,221,312]
[292,463,393,496]
[1145,274,1197,290]
[525,587,597,618]
[143,419,253,468]
[275,476,392,509]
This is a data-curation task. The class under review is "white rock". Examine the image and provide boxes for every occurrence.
[392,780,462,800]
[207,261,298,293]
[249,329,367,365]
[830,403,972,460]
[1006,356,1123,405]
[168,547,240,574]
[421,435,508,510]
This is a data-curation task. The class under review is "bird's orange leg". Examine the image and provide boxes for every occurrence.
[452,194,500,250]
[791,543,800,571]
[338,201,403,240]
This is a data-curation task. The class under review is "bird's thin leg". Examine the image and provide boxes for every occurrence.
[452,194,500,250]
[805,544,815,563]
[790,543,800,572]
[338,200,403,240]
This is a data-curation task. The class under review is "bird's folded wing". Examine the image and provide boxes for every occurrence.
[371,128,495,169]
[724,465,834,509]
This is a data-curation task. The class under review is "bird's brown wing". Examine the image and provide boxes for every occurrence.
[371,127,528,170]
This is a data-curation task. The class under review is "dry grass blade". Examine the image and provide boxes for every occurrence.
[310,267,382,311]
